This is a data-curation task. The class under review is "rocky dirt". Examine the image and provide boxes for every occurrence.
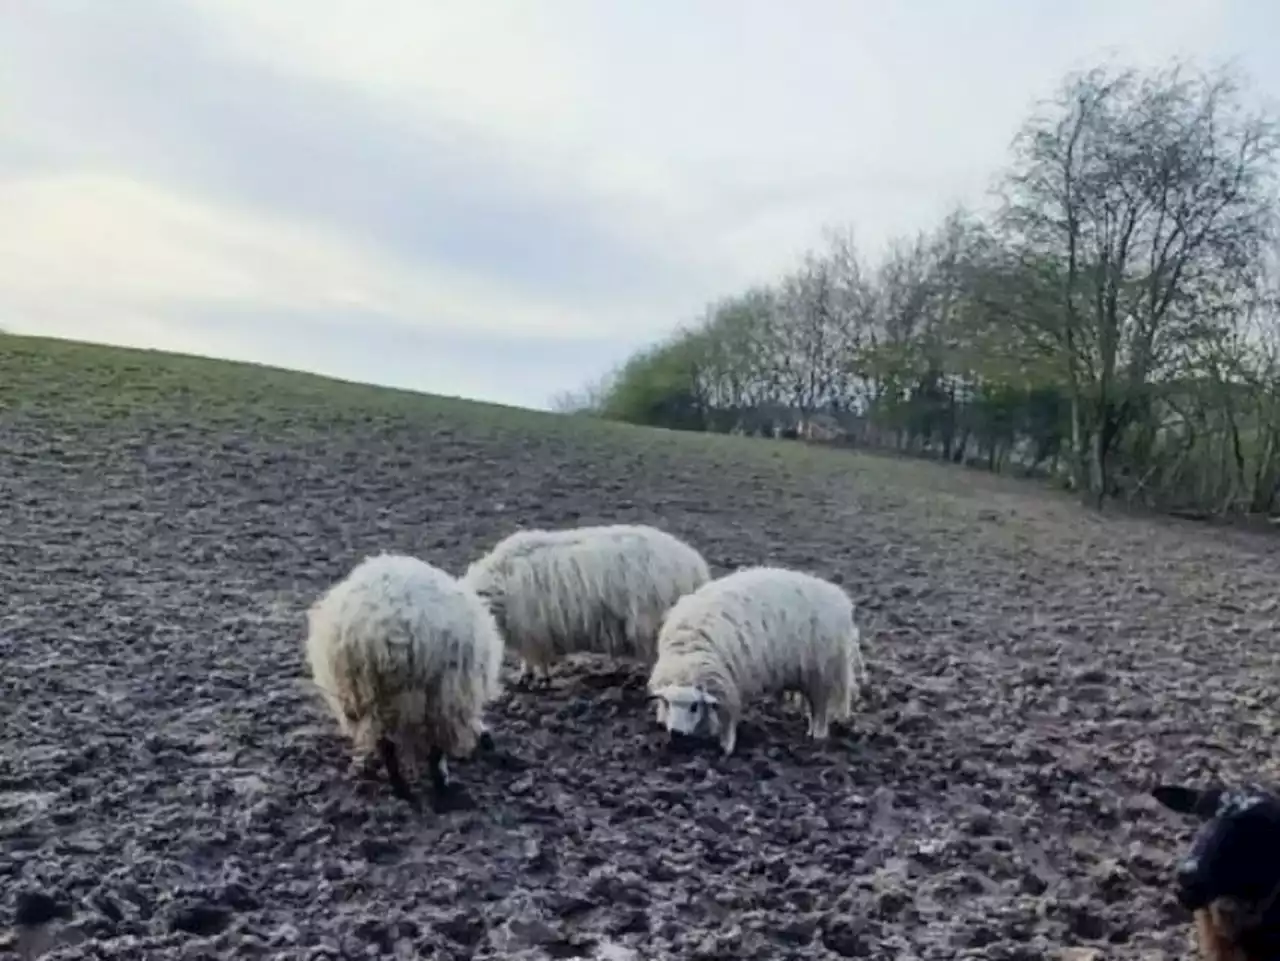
[3,399,1280,960]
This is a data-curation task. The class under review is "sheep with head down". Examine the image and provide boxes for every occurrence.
[648,565,868,756]
[305,552,505,812]
[461,523,711,688]
[1152,782,1280,961]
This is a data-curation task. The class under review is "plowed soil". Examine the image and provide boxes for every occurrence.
[3,341,1280,960]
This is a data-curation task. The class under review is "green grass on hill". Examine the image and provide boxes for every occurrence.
[0,333,1064,511]
[0,334,555,430]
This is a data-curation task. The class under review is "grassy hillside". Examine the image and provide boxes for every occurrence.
[0,333,1056,503]
[0,334,562,428]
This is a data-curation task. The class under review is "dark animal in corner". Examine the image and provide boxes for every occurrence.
[1152,783,1280,961]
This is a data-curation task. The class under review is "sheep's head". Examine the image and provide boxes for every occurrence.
[650,684,722,743]
[462,568,507,627]
[1153,783,1280,960]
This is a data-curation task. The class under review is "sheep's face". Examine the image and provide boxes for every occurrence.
[1153,783,1280,936]
[650,684,721,741]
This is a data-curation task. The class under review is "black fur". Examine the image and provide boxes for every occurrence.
[1152,782,1280,922]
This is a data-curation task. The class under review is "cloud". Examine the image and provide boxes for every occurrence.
[0,2,710,312]
[0,172,618,339]
[0,0,1272,408]
[186,0,1241,272]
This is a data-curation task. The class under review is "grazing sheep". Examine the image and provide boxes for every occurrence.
[647,565,867,755]
[305,552,504,811]
[1152,782,1280,961]
[461,523,711,688]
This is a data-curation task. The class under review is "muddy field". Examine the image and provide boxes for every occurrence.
[3,349,1280,959]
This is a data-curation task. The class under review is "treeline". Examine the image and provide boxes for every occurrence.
[555,59,1280,519]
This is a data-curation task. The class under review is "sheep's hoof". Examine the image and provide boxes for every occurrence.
[478,744,527,772]
[478,730,496,753]
[514,668,551,691]
[387,779,418,808]
[429,785,476,814]
[490,751,528,772]
[719,729,738,757]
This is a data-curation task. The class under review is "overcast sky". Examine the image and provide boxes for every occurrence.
[1,1,1277,410]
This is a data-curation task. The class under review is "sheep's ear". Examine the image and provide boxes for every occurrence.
[1153,784,1223,820]
[700,691,720,707]
[648,686,675,703]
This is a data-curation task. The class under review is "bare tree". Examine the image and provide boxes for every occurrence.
[549,372,614,414]
[693,287,782,428]
[819,226,878,413]
[773,253,847,422]
[999,59,1280,504]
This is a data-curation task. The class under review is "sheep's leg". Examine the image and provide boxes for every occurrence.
[514,659,535,689]
[719,720,738,757]
[430,749,451,791]
[654,698,669,726]
[471,717,496,754]
[426,747,474,813]
[533,660,554,689]
[352,744,380,778]
[800,688,833,741]
[830,667,855,725]
[377,736,416,806]
[836,688,854,724]
[469,717,528,770]
[515,658,553,691]
[806,692,832,741]
[849,631,869,696]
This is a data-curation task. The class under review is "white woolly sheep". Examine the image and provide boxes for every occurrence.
[647,565,868,756]
[305,552,504,811]
[461,523,712,688]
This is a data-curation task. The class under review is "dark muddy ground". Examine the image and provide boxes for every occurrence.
[3,347,1280,960]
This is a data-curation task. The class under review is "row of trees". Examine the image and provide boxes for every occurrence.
[555,59,1280,518]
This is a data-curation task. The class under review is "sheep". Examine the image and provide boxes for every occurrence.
[1152,782,1280,961]
[305,552,504,811]
[461,523,711,689]
[647,565,868,756]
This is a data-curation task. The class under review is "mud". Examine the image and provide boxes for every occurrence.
[3,409,1280,959]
